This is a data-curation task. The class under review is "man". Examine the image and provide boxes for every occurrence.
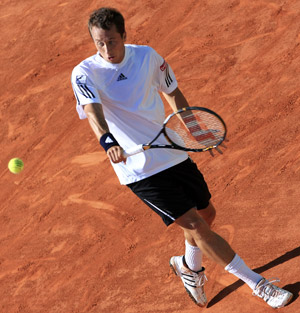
[71,7,293,308]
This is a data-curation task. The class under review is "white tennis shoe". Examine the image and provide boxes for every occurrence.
[253,278,293,308]
[170,255,207,307]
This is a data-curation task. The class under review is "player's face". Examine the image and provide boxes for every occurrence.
[91,24,126,64]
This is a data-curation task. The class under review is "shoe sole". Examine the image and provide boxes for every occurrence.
[169,258,206,307]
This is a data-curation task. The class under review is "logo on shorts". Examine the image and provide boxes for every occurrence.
[160,60,167,71]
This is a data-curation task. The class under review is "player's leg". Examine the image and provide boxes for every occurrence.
[170,206,231,306]
[177,161,216,273]
[182,201,215,273]
[176,207,235,266]
[175,208,293,308]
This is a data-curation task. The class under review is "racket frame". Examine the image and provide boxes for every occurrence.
[123,106,227,157]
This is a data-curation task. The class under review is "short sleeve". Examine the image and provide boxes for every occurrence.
[71,67,102,119]
[151,48,178,94]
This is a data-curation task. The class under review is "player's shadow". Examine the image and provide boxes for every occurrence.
[207,246,300,308]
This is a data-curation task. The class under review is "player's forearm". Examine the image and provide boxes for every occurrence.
[163,87,190,112]
[86,112,110,140]
[84,103,110,140]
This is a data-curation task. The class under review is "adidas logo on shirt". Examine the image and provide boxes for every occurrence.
[117,73,128,81]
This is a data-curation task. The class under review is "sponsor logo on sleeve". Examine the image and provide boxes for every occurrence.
[160,60,167,71]
[165,64,173,87]
[76,75,87,84]
[75,74,95,99]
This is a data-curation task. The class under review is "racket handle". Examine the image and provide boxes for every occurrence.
[123,144,145,158]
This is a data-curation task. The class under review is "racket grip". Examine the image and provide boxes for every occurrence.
[123,144,145,158]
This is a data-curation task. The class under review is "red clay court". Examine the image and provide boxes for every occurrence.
[1,0,299,312]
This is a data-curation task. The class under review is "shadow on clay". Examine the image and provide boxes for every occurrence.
[207,246,300,308]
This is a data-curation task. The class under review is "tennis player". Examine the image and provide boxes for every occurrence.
[71,7,293,308]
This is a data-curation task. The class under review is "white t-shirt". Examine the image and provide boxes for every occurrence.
[71,44,188,184]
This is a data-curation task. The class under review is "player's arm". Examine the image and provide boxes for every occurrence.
[162,87,193,128]
[162,87,189,113]
[163,87,199,137]
[83,103,126,163]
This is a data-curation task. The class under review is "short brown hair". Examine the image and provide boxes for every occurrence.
[88,7,125,36]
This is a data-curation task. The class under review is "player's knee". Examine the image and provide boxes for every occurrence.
[207,206,216,225]
[199,202,216,227]
[183,217,211,238]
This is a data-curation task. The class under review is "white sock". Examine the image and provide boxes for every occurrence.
[225,254,263,290]
[184,240,203,272]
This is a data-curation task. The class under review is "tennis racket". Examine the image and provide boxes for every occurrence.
[123,106,227,157]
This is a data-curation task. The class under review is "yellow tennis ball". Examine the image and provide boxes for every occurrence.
[8,158,24,174]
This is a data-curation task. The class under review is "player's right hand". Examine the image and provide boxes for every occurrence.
[107,146,127,163]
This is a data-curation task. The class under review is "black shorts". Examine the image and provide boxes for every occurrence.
[127,158,211,226]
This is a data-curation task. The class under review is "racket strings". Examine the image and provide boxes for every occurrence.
[165,110,225,150]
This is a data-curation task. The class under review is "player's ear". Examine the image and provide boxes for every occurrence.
[122,31,127,42]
